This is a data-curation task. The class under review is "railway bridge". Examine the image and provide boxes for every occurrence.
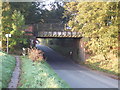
[28,23,85,62]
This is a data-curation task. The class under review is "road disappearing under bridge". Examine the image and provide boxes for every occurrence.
[37,45,118,88]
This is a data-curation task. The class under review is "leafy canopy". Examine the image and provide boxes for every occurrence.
[64,2,119,59]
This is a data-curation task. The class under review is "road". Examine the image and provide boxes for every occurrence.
[37,45,119,88]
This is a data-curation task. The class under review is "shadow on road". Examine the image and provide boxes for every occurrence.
[37,45,87,70]
[37,45,118,88]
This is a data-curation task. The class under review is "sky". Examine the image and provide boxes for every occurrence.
[37,0,55,3]
[44,0,55,10]
[37,0,60,10]
[36,0,55,10]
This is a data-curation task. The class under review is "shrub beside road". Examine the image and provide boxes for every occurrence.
[0,51,16,88]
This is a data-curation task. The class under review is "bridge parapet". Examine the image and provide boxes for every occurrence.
[37,31,82,38]
[35,23,64,31]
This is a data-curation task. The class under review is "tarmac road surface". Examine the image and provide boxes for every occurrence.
[37,45,119,88]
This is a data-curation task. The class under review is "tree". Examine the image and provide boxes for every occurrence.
[63,2,78,23]
[1,2,27,52]
[25,2,43,24]
[1,2,12,50]
[9,2,40,24]
[0,0,2,49]
[40,2,65,23]
[63,2,119,60]
[9,2,65,24]
[9,10,26,49]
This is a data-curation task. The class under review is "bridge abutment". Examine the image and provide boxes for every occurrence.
[76,39,85,62]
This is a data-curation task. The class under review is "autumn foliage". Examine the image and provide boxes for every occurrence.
[28,48,44,62]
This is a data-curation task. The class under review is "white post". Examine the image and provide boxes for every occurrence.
[5,34,11,54]
[7,36,9,53]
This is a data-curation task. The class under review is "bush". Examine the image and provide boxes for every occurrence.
[28,48,44,62]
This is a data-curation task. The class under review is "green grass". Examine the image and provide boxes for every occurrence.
[18,57,70,88]
[0,51,16,88]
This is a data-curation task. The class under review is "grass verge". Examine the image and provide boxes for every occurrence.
[85,54,119,77]
[18,57,70,88]
[0,51,16,88]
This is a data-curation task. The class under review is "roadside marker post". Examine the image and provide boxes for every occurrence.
[5,34,11,54]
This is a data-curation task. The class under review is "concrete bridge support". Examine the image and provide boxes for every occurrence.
[75,39,85,62]
[69,38,85,62]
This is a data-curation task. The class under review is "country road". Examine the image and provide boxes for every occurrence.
[37,45,119,88]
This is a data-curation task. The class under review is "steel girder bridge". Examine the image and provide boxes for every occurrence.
[36,31,82,39]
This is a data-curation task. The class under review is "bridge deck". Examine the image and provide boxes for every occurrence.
[37,31,82,38]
